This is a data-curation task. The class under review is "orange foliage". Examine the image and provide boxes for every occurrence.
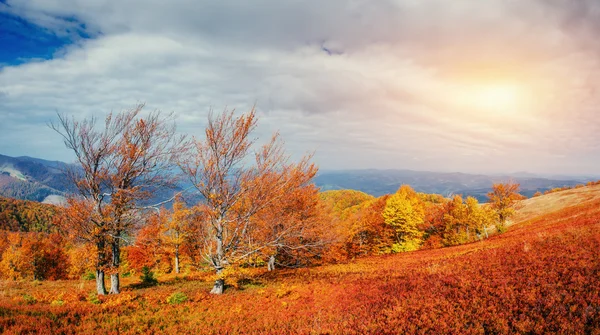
[0,197,599,334]
[0,232,69,280]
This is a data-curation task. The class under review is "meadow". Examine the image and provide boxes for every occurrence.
[1,194,599,334]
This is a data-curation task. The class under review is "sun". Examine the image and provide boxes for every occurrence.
[472,84,520,112]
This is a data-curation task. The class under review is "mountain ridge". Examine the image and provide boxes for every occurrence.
[0,153,595,203]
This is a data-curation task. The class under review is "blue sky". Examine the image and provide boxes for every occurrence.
[1,0,600,175]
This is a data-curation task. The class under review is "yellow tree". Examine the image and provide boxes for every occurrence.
[163,196,193,274]
[465,196,497,239]
[382,185,425,252]
[179,108,317,294]
[487,181,522,232]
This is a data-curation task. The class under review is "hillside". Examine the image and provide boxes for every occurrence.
[0,196,57,232]
[0,185,598,334]
[315,169,590,201]
[511,183,600,225]
[0,154,72,202]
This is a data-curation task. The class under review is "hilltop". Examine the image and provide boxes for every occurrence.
[511,182,600,224]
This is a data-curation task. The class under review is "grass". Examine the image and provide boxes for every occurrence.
[1,197,599,334]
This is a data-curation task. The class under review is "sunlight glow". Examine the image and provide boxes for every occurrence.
[472,84,520,113]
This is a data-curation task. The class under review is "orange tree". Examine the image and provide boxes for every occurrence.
[51,104,186,294]
[179,108,318,294]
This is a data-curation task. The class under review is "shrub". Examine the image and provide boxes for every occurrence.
[82,271,95,281]
[22,294,36,305]
[140,266,158,286]
[166,292,188,305]
[87,292,101,305]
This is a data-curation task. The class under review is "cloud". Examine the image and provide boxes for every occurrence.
[1,0,600,175]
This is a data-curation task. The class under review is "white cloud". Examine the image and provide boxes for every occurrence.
[1,0,600,174]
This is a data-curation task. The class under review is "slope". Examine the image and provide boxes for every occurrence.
[1,186,599,334]
[511,182,600,225]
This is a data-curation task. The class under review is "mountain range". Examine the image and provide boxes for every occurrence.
[0,154,595,203]
[315,169,596,202]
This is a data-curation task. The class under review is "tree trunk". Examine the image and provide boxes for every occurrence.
[96,239,107,295]
[210,225,225,294]
[210,267,225,294]
[175,245,180,274]
[483,225,489,239]
[267,254,276,271]
[96,270,107,295]
[109,239,120,294]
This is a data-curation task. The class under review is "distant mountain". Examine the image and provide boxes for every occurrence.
[0,154,74,202]
[0,154,187,206]
[314,169,593,202]
[1,154,595,204]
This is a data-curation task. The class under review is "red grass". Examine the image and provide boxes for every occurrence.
[1,200,600,334]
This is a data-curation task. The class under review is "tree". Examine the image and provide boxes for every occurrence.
[382,185,425,252]
[441,195,496,245]
[0,232,68,281]
[179,108,318,294]
[487,181,522,232]
[163,197,194,274]
[50,104,185,294]
[249,183,327,271]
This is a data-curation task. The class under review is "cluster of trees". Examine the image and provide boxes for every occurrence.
[47,106,324,295]
[0,105,524,295]
[320,182,523,259]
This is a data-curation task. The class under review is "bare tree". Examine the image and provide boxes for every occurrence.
[51,104,186,294]
[179,108,318,294]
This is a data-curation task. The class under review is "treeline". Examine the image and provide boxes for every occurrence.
[0,182,522,282]
[320,182,522,260]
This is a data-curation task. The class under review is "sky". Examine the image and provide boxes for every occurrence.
[1,0,600,176]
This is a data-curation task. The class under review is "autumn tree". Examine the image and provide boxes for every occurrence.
[0,232,68,281]
[248,183,327,271]
[441,195,496,245]
[50,104,185,294]
[487,181,522,232]
[179,108,318,294]
[382,185,425,252]
[344,195,395,257]
[126,210,171,273]
[163,197,194,274]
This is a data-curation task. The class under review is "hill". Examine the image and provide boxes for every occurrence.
[0,153,593,204]
[0,196,57,232]
[315,169,591,201]
[0,154,72,202]
[0,183,598,334]
[511,182,600,225]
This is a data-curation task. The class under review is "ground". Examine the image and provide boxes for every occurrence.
[1,188,599,334]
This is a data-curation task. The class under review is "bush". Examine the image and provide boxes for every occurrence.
[140,266,158,286]
[166,292,188,305]
[82,271,95,281]
[87,292,101,305]
[496,223,507,234]
[22,294,36,305]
